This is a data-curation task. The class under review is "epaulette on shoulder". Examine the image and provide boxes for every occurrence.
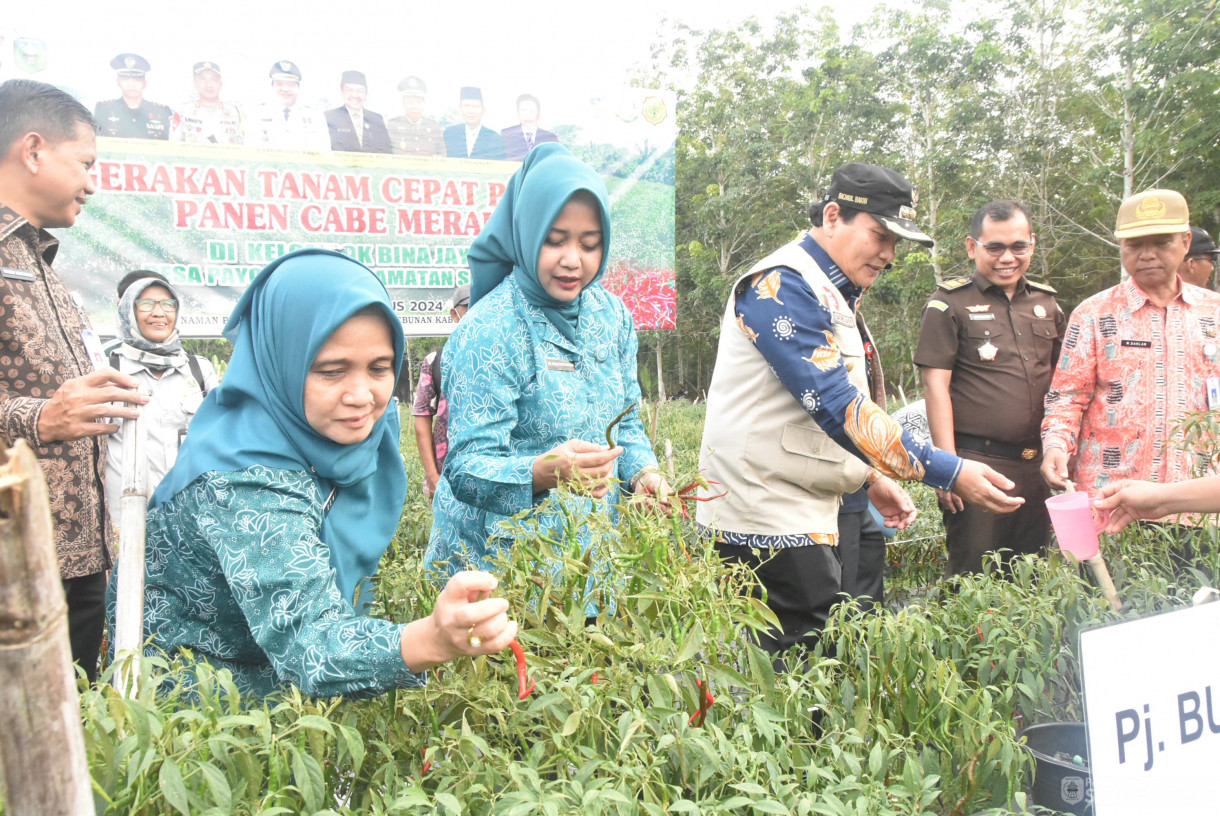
[1027,279,1058,294]
[937,277,970,291]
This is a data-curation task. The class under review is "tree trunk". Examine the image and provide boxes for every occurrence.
[0,441,94,816]
[676,341,686,397]
[654,333,667,402]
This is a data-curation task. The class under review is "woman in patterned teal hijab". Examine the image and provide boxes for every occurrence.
[124,248,519,698]
[467,142,612,343]
[425,145,672,587]
[151,248,405,602]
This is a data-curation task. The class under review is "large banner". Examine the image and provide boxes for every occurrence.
[1,27,675,338]
[62,134,675,337]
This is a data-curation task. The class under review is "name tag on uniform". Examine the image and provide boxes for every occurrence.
[968,313,995,321]
[1121,340,1151,348]
[831,311,856,328]
[0,266,36,282]
[546,357,576,372]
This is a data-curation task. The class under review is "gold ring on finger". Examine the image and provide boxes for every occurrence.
[466,625,481,649]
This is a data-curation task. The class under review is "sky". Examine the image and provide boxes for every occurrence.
[1,1,877,127]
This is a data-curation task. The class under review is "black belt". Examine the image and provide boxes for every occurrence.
[954,433,1040,461]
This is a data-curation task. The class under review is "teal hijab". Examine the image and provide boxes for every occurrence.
[468,143,612,342]
[150,249,408,606]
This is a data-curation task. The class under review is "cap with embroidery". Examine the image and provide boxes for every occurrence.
[397,75,427,97]
[1114,189,1190,239]
[193,61,221,76]
[821,163,934,248]
[110,53,150,77]
[269,60,302,83]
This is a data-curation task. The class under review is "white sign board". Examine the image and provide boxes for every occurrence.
[1080,601,1220,815]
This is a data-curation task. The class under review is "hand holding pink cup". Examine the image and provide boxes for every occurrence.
[1045,492,1112,560]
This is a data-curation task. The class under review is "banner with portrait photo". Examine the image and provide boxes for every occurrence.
[0,26,676,338]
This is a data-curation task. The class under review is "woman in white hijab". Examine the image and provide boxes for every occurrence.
[104,271,219,516]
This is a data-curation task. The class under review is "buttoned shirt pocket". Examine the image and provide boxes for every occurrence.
[777,422,863,496]
[965,318,1011,362]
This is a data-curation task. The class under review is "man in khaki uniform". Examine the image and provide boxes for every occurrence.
[915,200,1065,576]
[386,76,445,157]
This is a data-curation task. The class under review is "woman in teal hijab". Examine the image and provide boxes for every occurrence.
[426,144,671,580]
[116,249,518,698]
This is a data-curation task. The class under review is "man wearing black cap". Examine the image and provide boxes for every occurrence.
[443,87,504,160]
[387,76,444,156]
[325,71,391,153]
[915,200,1065,577]
[94,54,173,140]
[697,163,1023,660]
[1178,226,1218,289]
[251,60,329,151]
[172,61,243,144]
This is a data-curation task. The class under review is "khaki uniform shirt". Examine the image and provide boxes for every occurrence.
[386,115,445,156]
[915,272,1065,447]
[0,205,114,577]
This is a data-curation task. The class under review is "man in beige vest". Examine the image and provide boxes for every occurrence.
[698,163,1023,659]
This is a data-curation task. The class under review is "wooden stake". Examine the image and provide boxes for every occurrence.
[0,441,95,815]
[1086,554,1123,611]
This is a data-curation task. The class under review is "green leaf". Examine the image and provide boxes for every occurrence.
[195,761,232,811]
[751,801,791,815]
[673,619,705,664]
[158,758,190,816]
[290,747,324,813]
[562,710,582,737]
[435,792,463,814]
[295,714,336,735]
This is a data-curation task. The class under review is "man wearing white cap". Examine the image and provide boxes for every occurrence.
[1042,189,1220,509]
[251,60,329,151]
[172,61,243,144]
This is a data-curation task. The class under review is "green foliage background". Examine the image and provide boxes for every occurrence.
[631,0,1220,401]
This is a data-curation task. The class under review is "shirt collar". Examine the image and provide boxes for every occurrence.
[799,232,861,305]
[1120,275,1197,309]
[0,204,59,265]
[970,271,1029,297]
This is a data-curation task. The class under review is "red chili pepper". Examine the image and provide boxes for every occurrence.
[509,638,535,700]
[674,475,728,520]
[420,747,432,776]
[590,672,599,684]
[688,678,714,727]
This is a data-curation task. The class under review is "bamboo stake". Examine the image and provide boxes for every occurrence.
[113,406,149,698]
[1086,554,1123,611]
[0,441,95,816]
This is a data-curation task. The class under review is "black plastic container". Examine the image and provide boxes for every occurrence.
[1017,722,1093,815]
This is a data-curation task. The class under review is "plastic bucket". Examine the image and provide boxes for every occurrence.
[1017,722,1093,815]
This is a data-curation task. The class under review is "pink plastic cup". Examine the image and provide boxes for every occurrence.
[1045,492,1110,560]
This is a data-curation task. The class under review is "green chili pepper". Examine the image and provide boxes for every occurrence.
[604,402,637,448]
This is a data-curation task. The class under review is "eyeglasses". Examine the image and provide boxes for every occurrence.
[973,240,1034,258]
[1187,254,1217,265]
[134,298,178,313]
